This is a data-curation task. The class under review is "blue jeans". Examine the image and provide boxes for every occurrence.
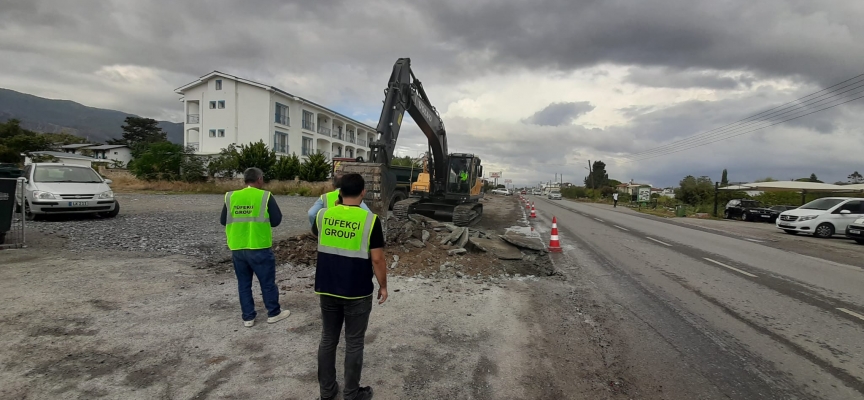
[232,249,281,321]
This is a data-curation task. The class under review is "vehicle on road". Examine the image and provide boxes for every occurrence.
[724,199,773,221]
[17,163,118,221]
[520,190,526,195]
[547,189,562,200]
[491,188,510,195]
[532,189,541,195]
[776,197,863,238]
[844,217,864,244]
[767,205,797,222]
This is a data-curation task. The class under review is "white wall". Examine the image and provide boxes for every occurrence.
[107,147,132,167]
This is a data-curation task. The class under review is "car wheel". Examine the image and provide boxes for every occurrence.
[24,201,39,221]
[723,210,730,219]
[855,239,864,245]
[99,201,120,219]
[741,213,749,222]
[783,229,798,235]
[814,223,834,238]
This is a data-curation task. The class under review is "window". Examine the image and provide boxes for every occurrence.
[218,129,225,137]
[209,129,216,137]
[218,100,225,109]
[275,103,289,125]
[215,79,222,90]
[209,101,216,109]
[302,111,314,130]
[274,131,289,153]
[302,137,314,155]
[837,200,864,214]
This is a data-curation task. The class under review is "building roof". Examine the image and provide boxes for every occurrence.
[174,71,376,131]
[25,151,96,161]
[82,145,128,150]
[60,143,94,149]
[738,181,856,193]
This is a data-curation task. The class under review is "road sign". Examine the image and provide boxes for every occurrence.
[638,186,651,202]
[505,179,512,184]
[490,172,502,178]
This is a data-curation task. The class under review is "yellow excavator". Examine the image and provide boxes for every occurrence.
[334,58,484,226]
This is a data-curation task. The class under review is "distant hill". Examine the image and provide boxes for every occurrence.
[0,88,182,144]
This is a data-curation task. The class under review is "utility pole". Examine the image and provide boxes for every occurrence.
[588,160,594,190]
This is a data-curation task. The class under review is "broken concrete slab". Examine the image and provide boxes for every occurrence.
[468,237,523,260]
[406,239,426,248]
[499,233,547,252]
[448,248,467,256]
[421,230,430,243]
[456,229,470,248]
[445,227,465,243]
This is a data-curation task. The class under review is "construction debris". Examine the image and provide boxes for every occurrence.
[500,233,547,252]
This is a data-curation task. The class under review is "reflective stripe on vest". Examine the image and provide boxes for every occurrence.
[321,190,340,208]
[316,206,375,259]
[224,188,272,250]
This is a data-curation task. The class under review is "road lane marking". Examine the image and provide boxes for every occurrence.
[613,225,629,231]
[645,237,672,247]
[837,308,864,321]
[703,257,758,278]
[745,238,764,243]
[594,218,604,222]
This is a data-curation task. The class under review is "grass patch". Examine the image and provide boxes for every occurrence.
[109,175,332,196]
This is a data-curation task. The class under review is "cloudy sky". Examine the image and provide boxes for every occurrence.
[2,0,864,187]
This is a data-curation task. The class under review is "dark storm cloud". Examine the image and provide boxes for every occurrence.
[522,101,594,126]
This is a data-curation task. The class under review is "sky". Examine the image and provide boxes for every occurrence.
[2,0,864,187]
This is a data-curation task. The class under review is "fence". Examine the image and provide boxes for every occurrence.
[0,179,25,249]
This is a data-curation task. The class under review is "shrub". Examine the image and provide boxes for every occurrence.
[235,141,276,180]
[273,153,301,181]
[129,142,184,181]
[299,152,331,182]
[208,144,240,179]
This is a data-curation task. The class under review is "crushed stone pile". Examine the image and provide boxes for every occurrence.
[271,214,557,279]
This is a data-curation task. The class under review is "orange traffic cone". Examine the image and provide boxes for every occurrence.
[526,200,530,210]
[548,216,562,252]
[530,203,536,218]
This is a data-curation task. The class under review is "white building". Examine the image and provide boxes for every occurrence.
[83,145,133,167]
[175,71,374,160]
[23,151,96,167]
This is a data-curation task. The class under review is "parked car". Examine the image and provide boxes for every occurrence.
[491,188,510,195]
[776,197,864,238]
[845,217,864,244]
[17,163,119,220]
[767,205,797,222]
[724,199,773,221]
[547,189,562,200]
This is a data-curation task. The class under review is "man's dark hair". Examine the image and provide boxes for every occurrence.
[333,176,342,189]
[339,173,365,197]
[244,167,263,184]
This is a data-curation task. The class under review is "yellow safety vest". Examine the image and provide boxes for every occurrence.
[224,187,272,250]
[320,190,340,208]
[314,205,377,298]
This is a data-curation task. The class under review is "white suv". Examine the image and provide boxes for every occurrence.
[776,197,863,238]
[491,188,510,196]
[18,163,119,220]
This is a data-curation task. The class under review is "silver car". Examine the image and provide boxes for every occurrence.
[18,163,119,220]
[547,190,562,200]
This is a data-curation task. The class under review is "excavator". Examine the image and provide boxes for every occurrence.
[334,58,484,226]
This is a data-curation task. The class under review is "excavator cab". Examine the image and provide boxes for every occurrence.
[444,153,482,198]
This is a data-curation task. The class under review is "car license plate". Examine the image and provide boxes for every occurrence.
[68,201,87,206]
[761,215,770,218]
[851,229,861,235]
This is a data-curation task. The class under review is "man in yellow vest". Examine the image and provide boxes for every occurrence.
[220,167,290,328]
[307,176,371,227]
[312,173,386,400]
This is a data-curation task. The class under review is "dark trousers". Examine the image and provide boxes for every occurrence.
[318,295,373,399]
[613,199,618,207]
[232,249,281,321]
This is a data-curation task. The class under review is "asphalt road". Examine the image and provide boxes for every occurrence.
[529,196,864,400]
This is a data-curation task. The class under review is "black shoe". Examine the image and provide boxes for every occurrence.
[347,386,373,400]
[320,382,339,400]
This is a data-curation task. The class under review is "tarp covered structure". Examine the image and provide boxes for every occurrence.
[718,181,862,206]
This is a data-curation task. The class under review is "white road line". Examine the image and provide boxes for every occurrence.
[613,225,629,231]
[594,218,604,222]
[837,308,864,321]
[745,238,764,243]
[645,237,673,247]
[703,257,758,278]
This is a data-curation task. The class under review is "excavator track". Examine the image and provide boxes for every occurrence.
[452,203,483,227]
[393,198,420,220]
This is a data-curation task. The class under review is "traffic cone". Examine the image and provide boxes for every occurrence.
[548,216,562,252]
[530,203,536,218]
[526,200,530,210]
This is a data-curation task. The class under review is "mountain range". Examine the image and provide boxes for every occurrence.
[0,88,182,144]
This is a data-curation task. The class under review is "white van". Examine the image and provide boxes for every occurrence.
[776,197,864,238]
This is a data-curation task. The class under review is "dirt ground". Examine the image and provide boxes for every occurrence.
[0,193,644,399]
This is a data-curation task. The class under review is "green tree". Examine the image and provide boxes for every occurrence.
[0,119,55,163]
[207,144,240,179]
[795,173,823,183]
[129,142,185,181]
[675,175,714,206]
[299,152,331,182]
[391,155,419,167]
[584,160,609,188]
[754,177,777,183]
[849,171,863,184]
[180,146,207,183]
[110,117,168,157]
[273,153,301,181]
[236,141,277,180]
[721,169,729,187]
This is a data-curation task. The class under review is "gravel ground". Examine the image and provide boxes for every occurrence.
[26,194,316,263]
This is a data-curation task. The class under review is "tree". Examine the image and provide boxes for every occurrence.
[129,142,185,181]
[0,119,55,163]
[584,160,609,188]
[180,147,207,183]
[675,175,714,206]
[110,117,168,157]
[273,153,301,181]
[208,144,240,179]
[721,169,729,187]
[607,179,622,188]
[391,155,419,167]
[849,171,863,184]
[795,173,823,183]
[236,141,277,180]
[299,152,331,182]
[754,177,777,183]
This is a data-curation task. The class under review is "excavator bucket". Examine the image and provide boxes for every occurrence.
[333,161,396,216]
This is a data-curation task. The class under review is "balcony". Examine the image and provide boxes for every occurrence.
[331,131,344,141]
[187,114,200,124]
[357,138,367,146]
[321,151,331,159]
[317,126,331,136]
[302,120,315,131]
[188,142,200,151]
[348,137,356,144]
[301,147,313,156]
[275,114,290,126]
[274,143,288,154]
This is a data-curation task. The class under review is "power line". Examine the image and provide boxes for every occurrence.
[620,73,864,161]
